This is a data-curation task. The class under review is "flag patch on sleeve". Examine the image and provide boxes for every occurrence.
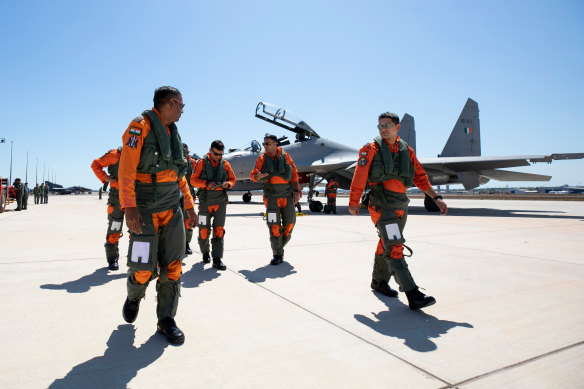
[129,128,141,136]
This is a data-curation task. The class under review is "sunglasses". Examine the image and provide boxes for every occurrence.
[211,150,223,156]
[171,99,185,109]
[377,123,395,130]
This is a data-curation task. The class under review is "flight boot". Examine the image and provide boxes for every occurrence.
[122,297,141,323]
[157,317,185,345]
[212,257,226,270]
[270,254,283,266]
[185,243,192,255]
[371,279,398,297]
[406,287,436,310]
[202,252,211,264]
[108,259,119,271]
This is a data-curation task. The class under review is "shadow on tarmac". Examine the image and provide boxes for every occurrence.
[239,262,297,283]
[181,261,221,288]
[354,293,473,352]
[48,324,168,389]
[40,268,126,293]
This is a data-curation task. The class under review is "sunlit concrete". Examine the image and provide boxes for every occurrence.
[0,194,582,388]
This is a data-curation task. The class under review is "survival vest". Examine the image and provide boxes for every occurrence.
[260,151,293,198]
[200,155,229,183]
[135,110,187,178]
[368,137,414,188]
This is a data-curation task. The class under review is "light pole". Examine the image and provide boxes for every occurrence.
[9,141,13,184]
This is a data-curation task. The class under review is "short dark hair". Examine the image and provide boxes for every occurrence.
[211,140,224,151]
[264,134,278,143]
[378,112,400,125]
[153,86,181,110]
[182,143,189,150]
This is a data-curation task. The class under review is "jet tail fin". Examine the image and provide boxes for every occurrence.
[400,113,416,153]
[440,98,480,157]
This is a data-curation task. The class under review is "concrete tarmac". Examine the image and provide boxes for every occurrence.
[1,194,583,388]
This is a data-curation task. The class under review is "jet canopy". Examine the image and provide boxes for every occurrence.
[255,102,320,140]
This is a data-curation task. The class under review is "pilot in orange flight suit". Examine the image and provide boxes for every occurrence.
[325,177,338,214]
[118,86,197,344]
[91,147,124,270]
[190,140,236,270]
[182,143,198,256]
[250,134,301,265]
[349,111,447,310]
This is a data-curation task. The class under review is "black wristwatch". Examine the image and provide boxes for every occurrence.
[433,195,443,201]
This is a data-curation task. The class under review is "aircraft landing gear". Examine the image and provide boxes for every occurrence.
[307,174,326,213]
[309,200,323,213]
[242,192,252,203]
[424,194,440,212]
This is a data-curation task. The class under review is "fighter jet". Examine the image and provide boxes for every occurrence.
[224,101,584,212]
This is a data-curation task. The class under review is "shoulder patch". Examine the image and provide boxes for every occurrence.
[132,115,144,123]
[126,135,138,148]
[358,157,368,167]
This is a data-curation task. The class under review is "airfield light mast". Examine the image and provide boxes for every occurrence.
[9,141,13,184]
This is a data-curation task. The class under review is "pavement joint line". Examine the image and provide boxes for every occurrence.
[452,340,584,387]
[228,267,453,387]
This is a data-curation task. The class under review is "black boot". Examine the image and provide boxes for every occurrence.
[185,243,192,255]
[202,252,210,264]
[212,257,226,270]
[270,255,283,266]
[406,288,436,310]
[122,297,141,323]
[108,259,119,271]
[157,317,185,345]
[371,279,398,297]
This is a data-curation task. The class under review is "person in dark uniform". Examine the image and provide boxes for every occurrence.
[43,182,49,204]
[34,184,40,204]
[22,183,29,210]
[13,178,24,211]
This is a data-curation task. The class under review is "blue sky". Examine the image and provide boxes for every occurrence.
[1,0,583,189]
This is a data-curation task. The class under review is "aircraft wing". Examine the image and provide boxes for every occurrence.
[344,153,584,190]
[421,153,584,171]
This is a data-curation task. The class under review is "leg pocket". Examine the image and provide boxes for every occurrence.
[127,235,158,271]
